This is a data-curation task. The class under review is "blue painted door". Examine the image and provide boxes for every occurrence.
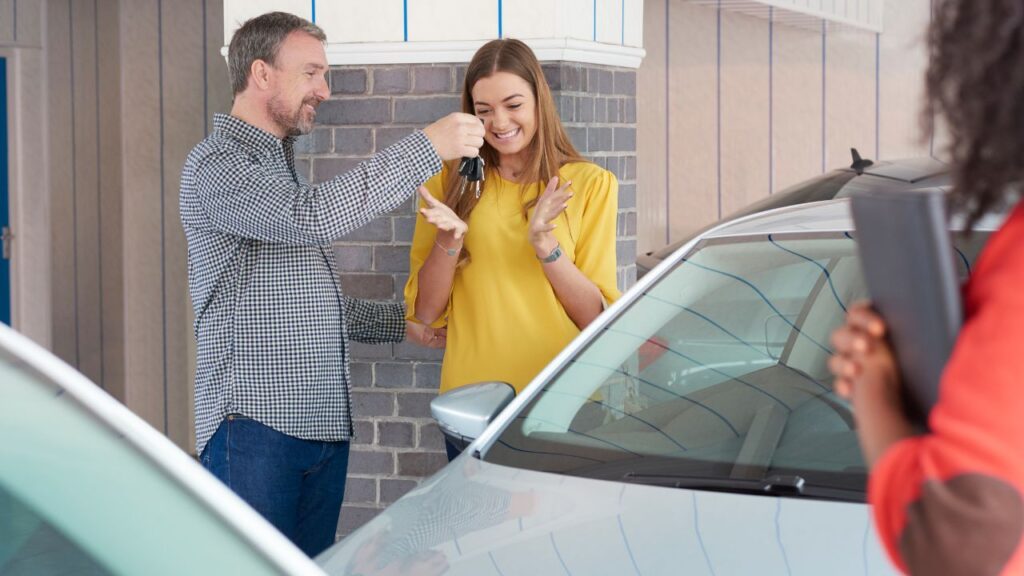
[0,57,9,325]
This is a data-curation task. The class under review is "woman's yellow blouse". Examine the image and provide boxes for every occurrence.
[404,161,621,395]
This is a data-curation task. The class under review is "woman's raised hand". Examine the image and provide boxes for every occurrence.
[528,176,572,248]
[418,186,468,239]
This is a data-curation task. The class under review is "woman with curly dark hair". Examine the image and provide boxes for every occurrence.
[828,1,1024,574]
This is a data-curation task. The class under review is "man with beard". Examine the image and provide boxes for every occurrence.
[178,11,484,557]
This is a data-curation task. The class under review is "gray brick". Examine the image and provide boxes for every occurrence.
[340,274,394,300]
[619,183,636,210]
[625,97,637,123]
[542,64,562,91]
[394,96,460,124]
[616,239,637,265]
[333,127,373,155]
[414,362,441,389]
[337,505,380,538]
[605,156,623,180]
[339,217,392,242]
[294,128,332,154]
[388,196,417,217]
[314,157,363,183]
[376,126,416,151]
[295,159,312,182]
[591,96,605,123]
[624,155,636,181]
[352,419,375,444]
[418,422,446,450]
[614,127,636,152]
[380,479,418,504]
[557,95,575,123]
[317,98,390,125]
[343,476,377,504]
[455,65,467,92]
[330,68,367,94]
[397,451,448,476]
[625,264,637,288]
[606,99,621,123]
[394,341,444,361]
[348,449,395,475]
[349,362,373,389]
[396,273,410,294]
[587,127,613,153]
[413,66,452,94]
[589,68,614,94]
[353,391,395,417]
[613,70,636,96]
[394,217,417,243]
[373,67,411,94]
[617,211,637,236]
[378,421,415,447]
[375,362,415,388]
[332,245,372,271]
[397,391,436,418]
[566,126,587,153]
[350,342,394,360]
[374,245,411,273]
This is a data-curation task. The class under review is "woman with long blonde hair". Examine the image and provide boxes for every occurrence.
[405,39,620,459]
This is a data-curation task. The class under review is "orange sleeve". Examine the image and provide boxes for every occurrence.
[868,204,1024,574]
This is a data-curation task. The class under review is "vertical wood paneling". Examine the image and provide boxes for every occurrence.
[878,1,929,158]
[98,0,125,400]
[14,0,43,47]
[47,0,76,366]
[162,0,205,449]
[0,0,13,43]
[720,10,770,217]
[121,0,166,430]
[825,27,875,171]
[71,0,102,385]
[772,24,822,191]
[636,0,667,253]
[668,2,718,240]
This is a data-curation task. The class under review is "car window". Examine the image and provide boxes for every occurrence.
[0,355,287,576]
[485,232,988,500]
[0,484,112,575]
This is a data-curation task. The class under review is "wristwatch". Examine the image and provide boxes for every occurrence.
[538,242,562,264]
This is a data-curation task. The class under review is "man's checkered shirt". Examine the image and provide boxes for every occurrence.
[180,113,441,455]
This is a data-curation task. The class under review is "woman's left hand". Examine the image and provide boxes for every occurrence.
[406,320,447,349]
[528,176,573,253]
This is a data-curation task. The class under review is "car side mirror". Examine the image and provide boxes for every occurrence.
[430,381,515,450]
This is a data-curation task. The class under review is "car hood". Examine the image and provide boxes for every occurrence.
[317,458,898,576]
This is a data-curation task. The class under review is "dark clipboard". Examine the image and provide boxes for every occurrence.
[849,188,962,428]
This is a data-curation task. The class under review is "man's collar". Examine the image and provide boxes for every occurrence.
[212,113,297,152]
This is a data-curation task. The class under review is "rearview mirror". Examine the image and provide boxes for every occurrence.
[430,382,515,451]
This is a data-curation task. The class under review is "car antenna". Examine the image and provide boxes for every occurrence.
[850,148,873,175]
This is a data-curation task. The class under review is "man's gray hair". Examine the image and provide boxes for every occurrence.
[228,11,326,95]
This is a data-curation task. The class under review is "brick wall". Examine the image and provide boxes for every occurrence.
[293,61,637,539]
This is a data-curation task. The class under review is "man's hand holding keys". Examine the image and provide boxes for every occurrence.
[423,112,486,161]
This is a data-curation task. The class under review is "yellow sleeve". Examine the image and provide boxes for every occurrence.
[403,165,451,328]
[574,167,622,306]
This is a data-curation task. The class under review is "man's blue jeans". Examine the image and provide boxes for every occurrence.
[200,414,350,558]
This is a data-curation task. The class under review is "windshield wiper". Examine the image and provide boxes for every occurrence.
[621,471,863,502]
[622,472,805,496]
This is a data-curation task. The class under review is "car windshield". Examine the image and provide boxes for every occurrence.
[486,231,988,501]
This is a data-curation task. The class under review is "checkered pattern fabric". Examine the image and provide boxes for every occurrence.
[180,113,441,455]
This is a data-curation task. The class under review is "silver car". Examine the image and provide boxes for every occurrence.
[318,164,997,575]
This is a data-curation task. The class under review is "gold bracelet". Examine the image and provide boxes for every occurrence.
[435,238,459,257]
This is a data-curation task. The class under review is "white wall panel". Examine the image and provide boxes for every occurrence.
[318,0,403,43]
[408,0,498,41]
[223,0,309,43]
[503,0,557,40]
[878,0,929,159]
[596,0,623,44]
